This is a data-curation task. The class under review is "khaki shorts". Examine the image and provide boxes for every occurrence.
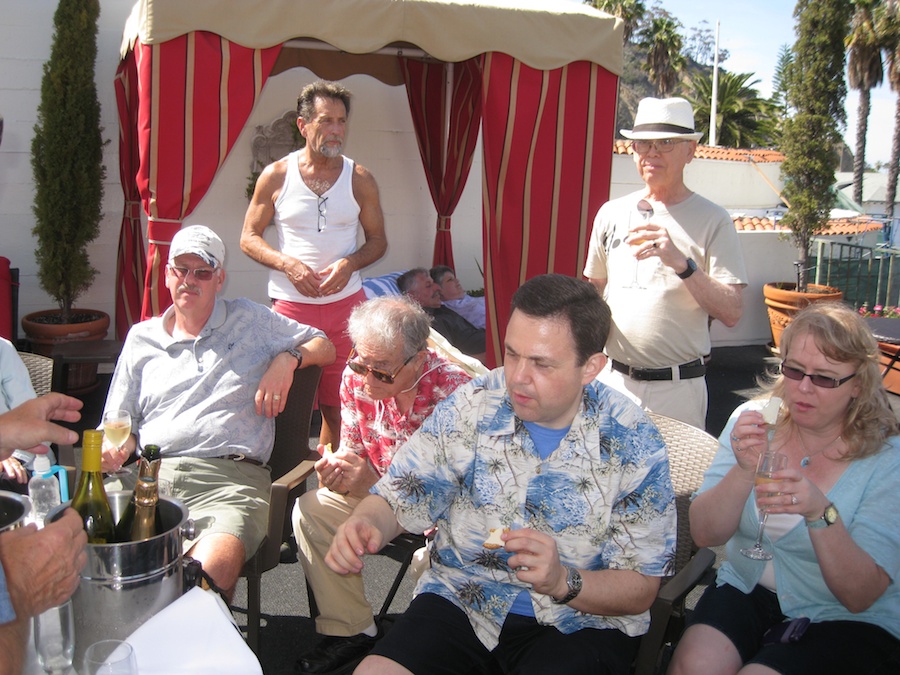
[109,456,271,561]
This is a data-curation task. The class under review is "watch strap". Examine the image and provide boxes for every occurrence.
[806,502,837,529]
[677,258,697,280]
[551,566,583,604]
[287,347,303,369]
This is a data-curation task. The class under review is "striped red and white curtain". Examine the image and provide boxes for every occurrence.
[399,57,482,269]
[125,33,281,321]
[113,52,146,340]
[480,53,618,366]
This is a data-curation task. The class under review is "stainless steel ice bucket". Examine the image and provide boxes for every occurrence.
[0,490,30,532]
[47,491,193,665]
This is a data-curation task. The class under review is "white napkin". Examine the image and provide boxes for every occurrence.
[126,587,262,675]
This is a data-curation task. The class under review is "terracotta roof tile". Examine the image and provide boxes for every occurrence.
[732,215,882,236]
[613,139,784,163]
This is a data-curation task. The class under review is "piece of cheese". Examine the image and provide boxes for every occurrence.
[482,527,509,550]
[322,443,334,455]
[761,397,783,425]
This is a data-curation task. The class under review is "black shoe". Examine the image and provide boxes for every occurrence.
[295,630,381,674]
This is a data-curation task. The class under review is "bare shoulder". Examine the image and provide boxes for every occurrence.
[351,162,381,199]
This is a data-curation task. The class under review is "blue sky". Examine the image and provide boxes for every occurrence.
[568,0,896,166]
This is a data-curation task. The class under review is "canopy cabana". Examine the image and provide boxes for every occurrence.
[116,0,623,364]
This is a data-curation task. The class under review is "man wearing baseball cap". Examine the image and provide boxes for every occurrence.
[584,98,748,429]
[100,224,335,600]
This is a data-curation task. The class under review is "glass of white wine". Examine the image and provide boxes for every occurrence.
[102,409,132,477]
[741,449,788,560]
[626,199,654,289]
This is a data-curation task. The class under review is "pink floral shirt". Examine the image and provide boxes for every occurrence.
[339,349,471,476]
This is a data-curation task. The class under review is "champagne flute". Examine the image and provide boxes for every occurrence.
[628,199,654,288]
[82,640,138,675]
[741,449,788,560]
[102,409,132,477]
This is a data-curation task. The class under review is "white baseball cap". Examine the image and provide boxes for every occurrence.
[168,225,225,268]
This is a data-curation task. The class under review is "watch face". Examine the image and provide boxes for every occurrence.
[824,504,838,525]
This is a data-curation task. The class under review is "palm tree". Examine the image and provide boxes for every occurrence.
[686,71,778,148]
[638,16,686,97]
[589,0,646,44]
[846,0,884,205]
[878,0,900,220]
[770,44,794,145]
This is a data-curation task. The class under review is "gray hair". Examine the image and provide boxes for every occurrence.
[297,80,352,121]
[347,296,430,360]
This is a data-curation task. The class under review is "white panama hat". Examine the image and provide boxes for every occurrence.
[620,97,703,141]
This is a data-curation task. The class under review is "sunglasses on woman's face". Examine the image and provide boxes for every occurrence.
[346,348,415,385]
[780,362,857,389]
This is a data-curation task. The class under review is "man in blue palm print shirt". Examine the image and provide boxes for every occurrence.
[327,274,676,675]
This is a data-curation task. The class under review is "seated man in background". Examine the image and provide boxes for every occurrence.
[398,268,486,363]
[430,265,486,329]
[328,274,675,675]
[0,394,87,674]
[293,295,471,674]
[101,225,335,601]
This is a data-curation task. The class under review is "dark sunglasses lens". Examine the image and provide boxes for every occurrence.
[809,375,837,388]
[347,361,368,377]
[371,370,394,384]
[194,270,214,281]
[781,364,803,381]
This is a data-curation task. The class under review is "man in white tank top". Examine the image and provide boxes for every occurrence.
[241,81,387,451]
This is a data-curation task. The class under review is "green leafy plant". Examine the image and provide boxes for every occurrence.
[779,0,852,293]
[30,0,106,322]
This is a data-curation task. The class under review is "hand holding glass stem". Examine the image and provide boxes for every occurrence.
[741,442,788,561]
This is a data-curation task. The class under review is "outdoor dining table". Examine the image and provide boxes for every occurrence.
[24,587,262,674]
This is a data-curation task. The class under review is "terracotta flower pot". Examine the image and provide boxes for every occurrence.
[21,309,110,394]
[762,283,844,351]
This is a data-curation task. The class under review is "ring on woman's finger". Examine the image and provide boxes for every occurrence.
[791,495,798,505]
[730,434,740,443]
[273,394,281,401]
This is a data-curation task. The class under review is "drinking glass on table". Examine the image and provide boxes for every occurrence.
[741,449,788,560]
[102,409,132,477]
[82,639,138,675]
[33,599,74,674]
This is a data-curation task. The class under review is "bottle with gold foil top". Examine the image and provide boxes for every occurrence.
[70,429,115,544]
[115,444,163,541]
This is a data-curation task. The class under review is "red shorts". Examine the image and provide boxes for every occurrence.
[273,290,366,408]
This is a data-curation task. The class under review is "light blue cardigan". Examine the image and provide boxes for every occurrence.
[699,401,900,640]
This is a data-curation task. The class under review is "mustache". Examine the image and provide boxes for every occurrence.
[177,283,201,294]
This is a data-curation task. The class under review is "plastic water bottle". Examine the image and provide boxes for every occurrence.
[28,455,61,529]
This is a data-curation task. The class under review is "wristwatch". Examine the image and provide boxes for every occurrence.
[551,566,583,605]
[806,502,838,529]
[677,258,698,280]
[286,347,303,369]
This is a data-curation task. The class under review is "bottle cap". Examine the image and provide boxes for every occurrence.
[33,453,52,477]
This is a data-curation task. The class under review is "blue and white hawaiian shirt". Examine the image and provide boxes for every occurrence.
[373,368,676,650]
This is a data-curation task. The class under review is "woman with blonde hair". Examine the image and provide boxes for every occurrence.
[669,302,900,674]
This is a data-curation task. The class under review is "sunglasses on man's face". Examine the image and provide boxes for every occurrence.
[346,348,416,384]
[168,265,217,282]
[780,362,857,389]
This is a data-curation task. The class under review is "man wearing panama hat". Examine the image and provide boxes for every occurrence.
[584,97,747,430]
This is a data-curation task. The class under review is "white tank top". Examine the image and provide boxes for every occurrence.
[268,152,363,304]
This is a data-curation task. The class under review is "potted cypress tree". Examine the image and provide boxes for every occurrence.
[22,0,109,392]
[762,0,851,350]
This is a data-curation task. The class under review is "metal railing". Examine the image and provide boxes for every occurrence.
[811,238,900,310]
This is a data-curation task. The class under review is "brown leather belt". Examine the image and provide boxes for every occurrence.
[611,358,706,381]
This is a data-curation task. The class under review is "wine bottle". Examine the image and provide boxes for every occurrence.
[115,444,163,541]
[71,429,115,544]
